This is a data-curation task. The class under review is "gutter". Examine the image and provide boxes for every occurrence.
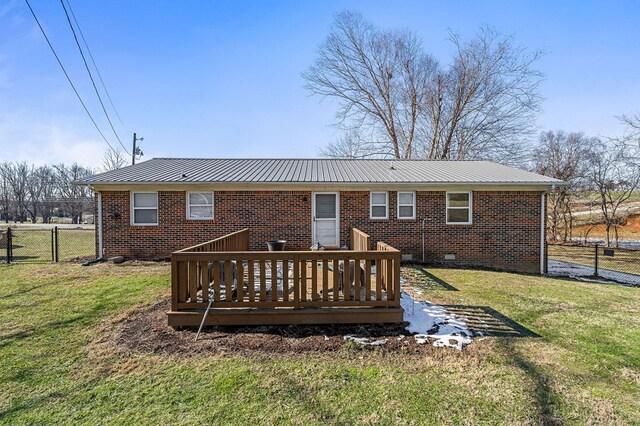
[540,191,546,275]
[97,191,103,260]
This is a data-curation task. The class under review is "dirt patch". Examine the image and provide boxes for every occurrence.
[111,299,440,356]
[573,213,640,240]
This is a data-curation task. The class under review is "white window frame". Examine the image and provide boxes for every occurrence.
[186,191,214,220]
[397,191,416,220]
[370,191,389,220]
[131,191,158,226]
[446,191,473,225]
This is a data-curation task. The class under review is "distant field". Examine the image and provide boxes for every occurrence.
[571,214,640,242]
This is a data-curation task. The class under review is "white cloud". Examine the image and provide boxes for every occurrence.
[1,112,108,168]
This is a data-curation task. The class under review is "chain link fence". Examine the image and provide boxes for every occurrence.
[547,243,640,286]
[0,226,95,263]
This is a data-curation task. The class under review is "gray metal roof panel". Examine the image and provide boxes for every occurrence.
[78,158,564,185]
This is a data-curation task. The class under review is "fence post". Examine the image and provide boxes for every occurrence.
[6,227,12,264]
[54,226,59,263]
[594,244,599,277]
[51,228,55,262]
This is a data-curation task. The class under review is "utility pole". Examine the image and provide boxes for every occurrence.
[132,132,144,165]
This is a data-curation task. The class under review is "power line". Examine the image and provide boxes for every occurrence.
[59,0,130,155]
[24,0,118,154]
[64,0,127,130]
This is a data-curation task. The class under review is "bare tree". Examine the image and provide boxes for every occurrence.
[0,163,12,223]
[54,163,94,224]
[4,162,30,222]
[304,11,437,159]
[33,165,58,224]
[590,141,640,247]
[102,148,127,172]
[424,29,544,163]
[532,131,597,241]
[25,166,43,223]
[306,12,543,163]
[320,129,389,158]
[617,113,640,162]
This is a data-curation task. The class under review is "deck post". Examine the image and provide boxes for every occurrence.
[171,256,179,311]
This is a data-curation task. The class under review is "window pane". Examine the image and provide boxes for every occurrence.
[399,206,414,218]
[371,192,386,205]
[134,209,157,224]
[189,192,212,205]
[315,194,336,219]
[399,192,413,205]
[372,205,387,218]
[447,208,469,223]
[133,193,157,208]
[448,193,469,208]
[189,205,213,219]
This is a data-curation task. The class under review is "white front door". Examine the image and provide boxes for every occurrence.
[313,192,339,247]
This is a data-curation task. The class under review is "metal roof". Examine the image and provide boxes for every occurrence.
[78,158,563,186]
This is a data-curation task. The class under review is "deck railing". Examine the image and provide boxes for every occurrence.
[350,228,371,251]
[177,228,249,253]
[170,236,401,313]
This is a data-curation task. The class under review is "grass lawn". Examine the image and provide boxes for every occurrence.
[1,262,639,424]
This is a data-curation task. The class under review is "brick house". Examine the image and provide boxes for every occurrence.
[77,158,562,274]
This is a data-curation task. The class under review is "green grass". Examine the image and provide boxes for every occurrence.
[1,227,95,262]
[1,263,639,424]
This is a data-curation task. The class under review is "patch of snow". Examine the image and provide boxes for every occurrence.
[401,291,473,350]
[343,335,388,346]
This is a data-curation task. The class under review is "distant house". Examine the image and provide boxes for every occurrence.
[77,158,562,274]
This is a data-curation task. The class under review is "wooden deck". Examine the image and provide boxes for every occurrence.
[167,229,403,326]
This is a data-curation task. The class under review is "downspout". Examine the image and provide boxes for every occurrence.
[421,218,430,263]
[540,190,547,275]
[97,191,103,259]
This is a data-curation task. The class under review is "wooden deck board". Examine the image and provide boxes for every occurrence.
[167,307,404,326]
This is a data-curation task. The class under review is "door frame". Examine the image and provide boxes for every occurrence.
[311,191,340,248]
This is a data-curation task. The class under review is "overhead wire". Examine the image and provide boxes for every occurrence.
[24,0,119,154]
[64,0,127,130]
[59,0,130,155]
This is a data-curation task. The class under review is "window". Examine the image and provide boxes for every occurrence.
[187,192,214,220]
[370,191,388,219]
[397,191,416,219]
[446,192,472,224]
[132,192,158,225]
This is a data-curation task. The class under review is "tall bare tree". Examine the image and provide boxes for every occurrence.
[36,165,58,224]
[0,163,12,223]
[304,11,437,159]
[532,131,597,241]
[54,163,94,224]
[101,148,127,172]
[4,162,30,222]
[25,166,43,223]
[305,12,544,163]
[590,141,640,247]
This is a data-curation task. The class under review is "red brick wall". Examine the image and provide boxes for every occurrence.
[98,189,543,273]
[340,191,543,274]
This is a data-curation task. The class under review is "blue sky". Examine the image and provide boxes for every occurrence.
[1,0,639,167]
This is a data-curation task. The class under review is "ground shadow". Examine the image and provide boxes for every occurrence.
[442,304,540,338]
[418,268,459,291]
[191,321,411,339]
[499,338,562,425]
